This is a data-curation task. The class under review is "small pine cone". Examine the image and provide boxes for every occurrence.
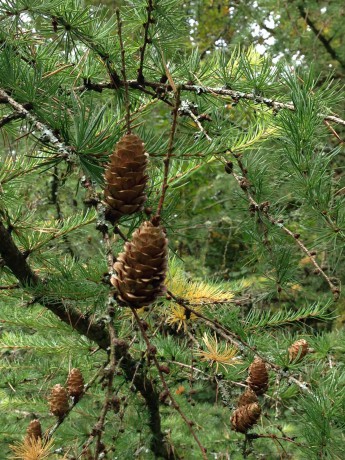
[26,419,42,442]
[289,339,308,362]
[237,389,258,407]
[231,402,261,433]
[104,134,148,223]
[247,358,269,395]
[112,221,168,308]
[49,384,69,417]
[67,368,84,398]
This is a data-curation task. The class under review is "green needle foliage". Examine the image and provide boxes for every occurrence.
[0,0,344,459]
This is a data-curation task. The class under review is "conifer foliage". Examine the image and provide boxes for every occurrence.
[0,0,345,459]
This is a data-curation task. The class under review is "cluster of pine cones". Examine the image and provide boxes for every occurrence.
[231,358,268,433]
[103,133,311,437]
[104,133,168,309]
[48,368,85,417]
[231,339,309,433]
[25,369,84,445]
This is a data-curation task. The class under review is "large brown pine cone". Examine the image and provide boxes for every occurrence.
[104,134,148,223]
[26,419,42,442]
[48,384,69,417]
[67,368,84,398]
[247,358,269,395]
[288,339,309,362]
[231,402,261,433]
[237,389,258,407]
[112,221,168,308]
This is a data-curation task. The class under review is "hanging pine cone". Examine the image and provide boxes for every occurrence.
[237,389,258,407]
[48,384,69,417]
[104,134,148,223]
[112,221,168,308]
[67,368,84,398]
[231,402,261,433]
[26,419,42,442]
[247,357,269,395]
[289,339,309,362]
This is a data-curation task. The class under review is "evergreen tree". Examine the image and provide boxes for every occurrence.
[0,0,344,459]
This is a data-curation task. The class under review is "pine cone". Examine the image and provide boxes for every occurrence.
[104,134,148,223]
[231,402,261,433]
[237,389,258,407]
[289,339,308,362]
[67,368,84,398]
[26,419,42,442]
[112,220,168,308]
[49,384,69,417]
[247,358,269,395]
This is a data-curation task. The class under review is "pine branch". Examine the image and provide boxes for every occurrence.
[0,284,19,290]
[73,79,345,127]
[166,291,313,394]
[0,220,39,285]
[247,432,306,448]
[231,162,340,298]
[0,110,25,128]
[179,101,211,141]
[0,218,171,459]
[0,88,76,161]
[244,303,332,332]
[79,359,124,458]
[51,13,121,88]
[156,85,341,298]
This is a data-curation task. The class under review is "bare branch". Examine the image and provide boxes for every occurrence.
[0,111,25,128]
[73,79,345,128]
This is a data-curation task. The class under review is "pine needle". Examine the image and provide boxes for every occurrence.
[10,437,55,460]
[196,333,242,373]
